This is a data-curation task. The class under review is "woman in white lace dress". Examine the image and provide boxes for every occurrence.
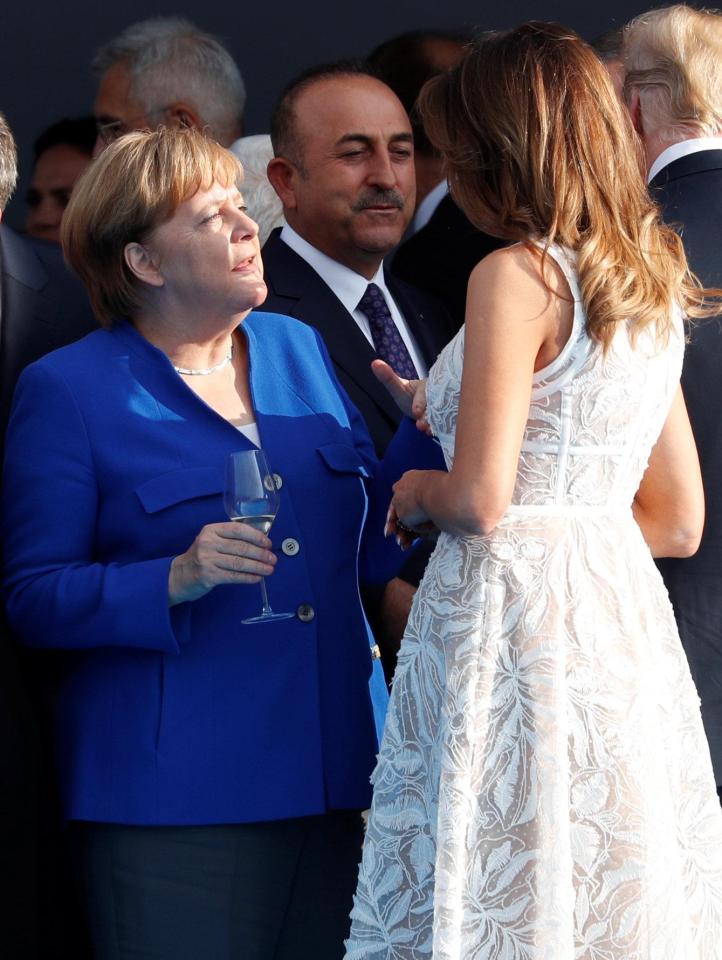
[345,22,722,960]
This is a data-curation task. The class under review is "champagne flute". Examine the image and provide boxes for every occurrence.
[224,449,294,624]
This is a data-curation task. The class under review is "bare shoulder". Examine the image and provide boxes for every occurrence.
[467,243,570,328]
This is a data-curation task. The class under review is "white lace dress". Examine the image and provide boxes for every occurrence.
[345,246,722,959]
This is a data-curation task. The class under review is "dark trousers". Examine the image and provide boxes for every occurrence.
[70,811,364,960]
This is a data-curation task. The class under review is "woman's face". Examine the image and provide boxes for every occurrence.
[143,179,266,318]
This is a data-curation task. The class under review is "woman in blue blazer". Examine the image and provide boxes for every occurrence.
[1,129,440,960]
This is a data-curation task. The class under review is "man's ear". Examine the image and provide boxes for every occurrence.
[627,88,645,138]
[267,157,299,210]
[166,103,203,132]
[124,242,164,288]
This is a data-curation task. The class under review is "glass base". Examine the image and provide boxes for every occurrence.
[241,611,296,624]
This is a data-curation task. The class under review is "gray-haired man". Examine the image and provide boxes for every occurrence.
[92,16,246,153]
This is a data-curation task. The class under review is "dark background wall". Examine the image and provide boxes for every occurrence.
[1,0,659,229]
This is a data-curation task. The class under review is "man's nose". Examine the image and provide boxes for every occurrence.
[366,150,396,189]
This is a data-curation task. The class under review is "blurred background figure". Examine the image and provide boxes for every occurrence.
[366,29,467,209]
[229,134,284,245]
[25,116,95,244]
[92,16,246,154]
[368,29,504,329]
[590,27,625,98]
[1,108,95,960]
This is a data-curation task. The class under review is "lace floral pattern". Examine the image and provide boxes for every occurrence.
[345,246,722,959]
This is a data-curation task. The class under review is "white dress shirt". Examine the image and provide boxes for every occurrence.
[279,223,428,376]
[647,136,722,184]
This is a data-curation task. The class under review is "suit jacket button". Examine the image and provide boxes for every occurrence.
[272,473,283,489]
[296,604,315,622]
[281,538,300,556]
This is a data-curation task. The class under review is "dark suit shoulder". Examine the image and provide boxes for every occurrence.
[651,152,722,290]
[391,194,504,329]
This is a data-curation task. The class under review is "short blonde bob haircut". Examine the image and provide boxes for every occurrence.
[420,21,712,351]
[62,127,242,325]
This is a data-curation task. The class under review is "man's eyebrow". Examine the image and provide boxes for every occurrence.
[335,132,414,146]
[336,134,372,147]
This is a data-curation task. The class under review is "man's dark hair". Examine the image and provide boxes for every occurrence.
[270,59,380,172]
[590,27,624,63]
[367,28,470,155]
[33,116,97,164]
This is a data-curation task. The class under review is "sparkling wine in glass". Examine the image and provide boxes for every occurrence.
[224,449,294,624]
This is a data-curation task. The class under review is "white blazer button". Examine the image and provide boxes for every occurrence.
[296,604,315,622]
[281,538,300,556]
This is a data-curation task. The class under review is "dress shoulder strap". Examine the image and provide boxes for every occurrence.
[530,242,593,397]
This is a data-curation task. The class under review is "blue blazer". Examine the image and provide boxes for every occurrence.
[2,312,441,825]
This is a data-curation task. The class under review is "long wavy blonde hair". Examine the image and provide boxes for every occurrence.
[419,21,711,350]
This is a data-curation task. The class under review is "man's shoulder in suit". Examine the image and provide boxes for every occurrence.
[390,193,504,329]
[0,224,97,441]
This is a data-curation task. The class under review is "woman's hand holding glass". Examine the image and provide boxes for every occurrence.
[168,518,276,606]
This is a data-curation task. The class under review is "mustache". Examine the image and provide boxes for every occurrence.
[352,190,405,212]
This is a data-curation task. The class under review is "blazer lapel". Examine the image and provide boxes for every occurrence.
[262,233,400,424]
[386,269,445,365]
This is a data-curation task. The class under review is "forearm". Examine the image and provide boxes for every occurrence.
[5,556,188,653]
[415,470,506,537]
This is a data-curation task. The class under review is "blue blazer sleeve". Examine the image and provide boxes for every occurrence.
[2,363,188,653]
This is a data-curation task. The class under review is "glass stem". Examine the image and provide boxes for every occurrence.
[259,577,273,615]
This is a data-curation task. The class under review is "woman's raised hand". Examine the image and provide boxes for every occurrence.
[371,359,433,436]
[168,522,277,606]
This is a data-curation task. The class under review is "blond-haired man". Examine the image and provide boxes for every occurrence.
[624,4,722,798]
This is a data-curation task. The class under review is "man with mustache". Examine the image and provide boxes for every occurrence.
[262,62,454,664]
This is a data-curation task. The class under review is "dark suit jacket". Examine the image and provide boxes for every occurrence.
[0,226,97,447]
[261,228,455,459]
[0,224,96,959]
[390,193,505,331]
[652,149,722,786]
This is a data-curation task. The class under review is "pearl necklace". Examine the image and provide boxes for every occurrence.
[173,344,233,376]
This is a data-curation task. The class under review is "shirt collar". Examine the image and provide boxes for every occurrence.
[279,223,388,315]
[648,136,722,184]
[409,180,449,235]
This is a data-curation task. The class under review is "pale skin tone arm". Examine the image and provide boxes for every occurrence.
[632,385,704,558]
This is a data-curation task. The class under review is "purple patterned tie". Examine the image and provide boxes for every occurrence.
[358,283,419,379]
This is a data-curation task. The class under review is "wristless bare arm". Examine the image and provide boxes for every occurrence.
[632,385,704,558]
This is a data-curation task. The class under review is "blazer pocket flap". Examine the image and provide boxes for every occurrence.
[136,466,225,514]
[316,444,370,477]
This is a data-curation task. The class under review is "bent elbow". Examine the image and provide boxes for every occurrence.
[667,528,702,558]
[457,496,508,537]
[656,515,704,558]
